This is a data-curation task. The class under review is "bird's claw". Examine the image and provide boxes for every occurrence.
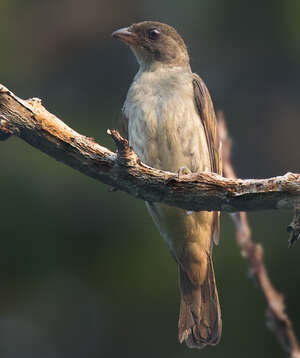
[177,167,193,215]
[177,166,192,180]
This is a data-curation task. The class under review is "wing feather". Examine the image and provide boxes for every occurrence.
[192,74,222,245]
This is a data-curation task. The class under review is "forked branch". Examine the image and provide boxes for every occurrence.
[1,84,300,355]
[0,84,299,221]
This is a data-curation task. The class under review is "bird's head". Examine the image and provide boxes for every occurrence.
[112,21,190,70]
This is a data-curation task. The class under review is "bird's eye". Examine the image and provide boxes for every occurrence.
[148,28,160,40]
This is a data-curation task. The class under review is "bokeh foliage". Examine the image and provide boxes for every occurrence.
[0,1,299,357]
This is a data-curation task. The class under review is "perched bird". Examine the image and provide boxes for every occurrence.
[112,21,222,348]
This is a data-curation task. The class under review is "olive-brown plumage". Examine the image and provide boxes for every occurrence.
[113,21,222,348]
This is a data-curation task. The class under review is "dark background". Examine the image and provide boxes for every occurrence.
[1,1,299,357]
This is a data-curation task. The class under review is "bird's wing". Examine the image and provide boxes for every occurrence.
[192,73,222,245]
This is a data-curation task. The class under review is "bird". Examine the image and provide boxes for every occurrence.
[112,21,222,349]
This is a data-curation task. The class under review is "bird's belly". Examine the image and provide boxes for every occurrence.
[146,201,213,256]
[127,97,210,173]
[126,89,213,255]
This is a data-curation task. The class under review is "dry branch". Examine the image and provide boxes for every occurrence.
[1,84,300,355]
[218,112,300,358]
[0,84,299,219]
[287,205,300,248]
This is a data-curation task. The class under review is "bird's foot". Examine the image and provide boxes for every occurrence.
[177,167,194,216]
[177,166,192,180]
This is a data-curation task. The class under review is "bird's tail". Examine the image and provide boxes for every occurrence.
[178,252,222,348]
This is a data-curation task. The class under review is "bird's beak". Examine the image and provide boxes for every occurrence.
[112,27,137,46]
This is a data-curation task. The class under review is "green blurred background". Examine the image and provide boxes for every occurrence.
[0,1,300,357]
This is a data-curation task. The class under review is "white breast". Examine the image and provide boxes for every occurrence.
[123,67,210,173]
[123,67,213,253]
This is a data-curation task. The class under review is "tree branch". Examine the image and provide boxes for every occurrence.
[1,84,300,354]
[218,112,300,358]
[0,84,299,231]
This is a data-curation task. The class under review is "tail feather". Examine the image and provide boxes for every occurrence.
[178,252,221,348]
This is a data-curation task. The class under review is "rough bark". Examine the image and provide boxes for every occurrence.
[0,84,299,220]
